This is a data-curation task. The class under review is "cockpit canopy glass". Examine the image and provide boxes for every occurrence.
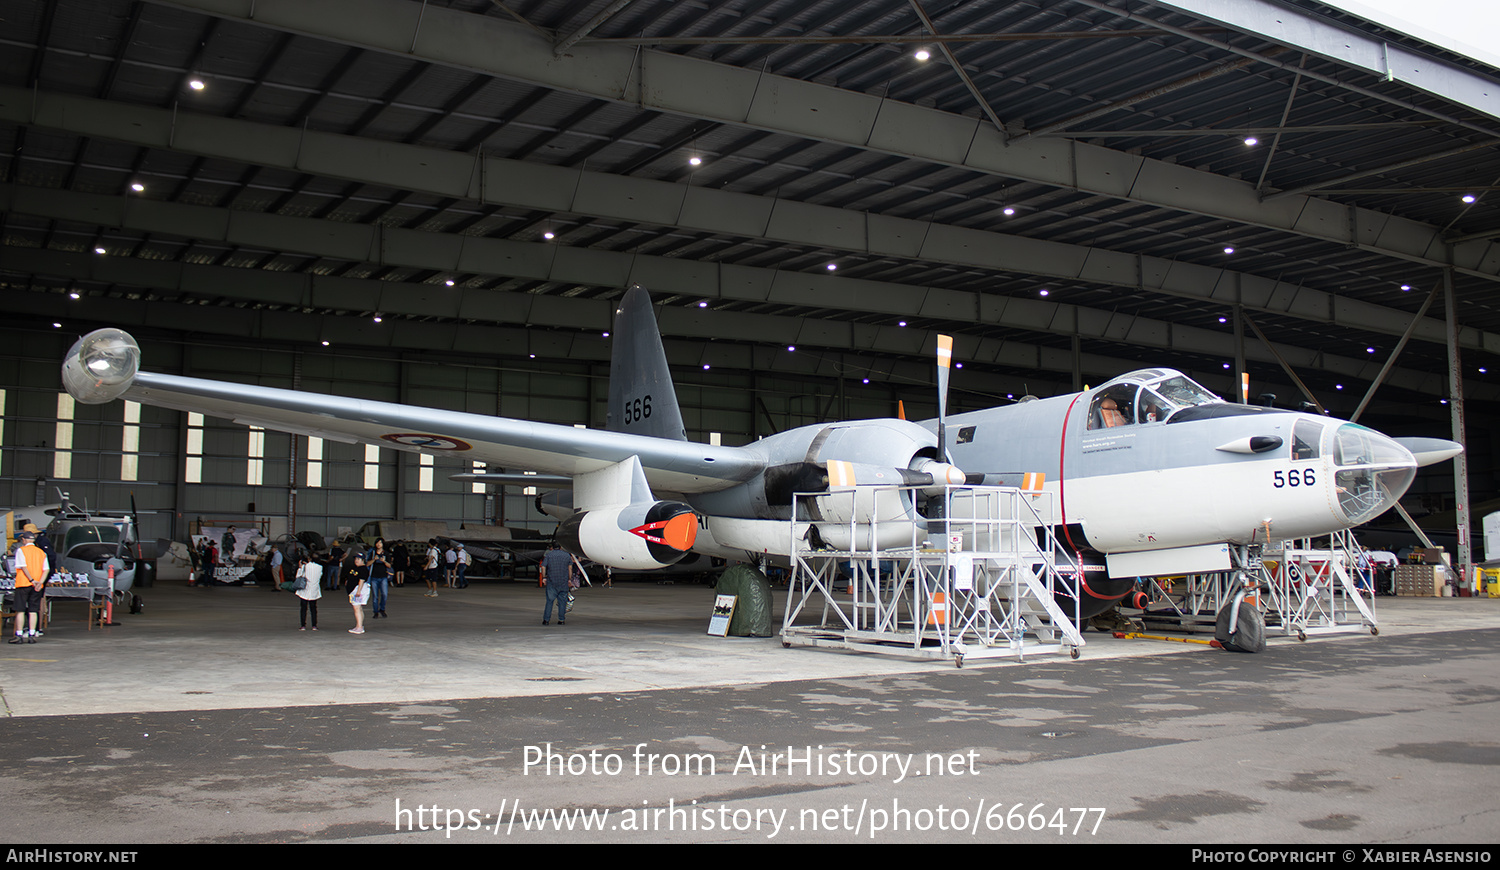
[1087,369,1223,430]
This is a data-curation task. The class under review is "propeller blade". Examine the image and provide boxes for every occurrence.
[936,335,953,463]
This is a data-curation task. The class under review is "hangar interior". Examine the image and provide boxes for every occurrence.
[0,0,1496,555]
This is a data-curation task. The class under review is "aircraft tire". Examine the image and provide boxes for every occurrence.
[1215,600,1266,653]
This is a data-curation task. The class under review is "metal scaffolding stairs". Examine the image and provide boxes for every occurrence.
[780,484,1087,666]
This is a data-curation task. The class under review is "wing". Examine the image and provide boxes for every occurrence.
[66,331,765,494]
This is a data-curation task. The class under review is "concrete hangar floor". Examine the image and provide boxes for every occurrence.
[0,580,1496,845]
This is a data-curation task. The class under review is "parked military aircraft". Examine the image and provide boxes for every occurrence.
[61,285,1457,619]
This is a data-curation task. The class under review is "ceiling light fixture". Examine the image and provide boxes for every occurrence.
[914,47,931,61]
[130,182,144,193]
[445,279,455,286]
[188,79,205,91]
[69,292,80,300]
[698,300,708,308]
[787,345,796,352]
[1243,136,1258,146]
[543,231,555,240]
[1039,289,1049,296]
[1223,246,1235,255]
[689,155,702,166]
[1002,207,1015,216]
[826,263,837,271]
[1462,194,1477,204]
[94,247,106,255]
[373,314,383,323]
[321,340,330,346]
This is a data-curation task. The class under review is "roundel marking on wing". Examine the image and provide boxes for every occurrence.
[380,433,473,451]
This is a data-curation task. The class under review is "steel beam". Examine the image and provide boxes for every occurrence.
[139,0,1500,282]
[1143,0,1500,124]
[0,188,1483,402]
[3,86,1495,350]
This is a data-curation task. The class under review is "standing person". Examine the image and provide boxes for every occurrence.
[205,541,218,584]
[269,545,285,592]
[294,555,323,631]
[424,539,441,598]
[445,542,459,588]
[455,543,469,589]
[391,542,408,587]
[8,530,47,644]
[540,541,573,626]
[368,539,391,619]
[347,554,370,635]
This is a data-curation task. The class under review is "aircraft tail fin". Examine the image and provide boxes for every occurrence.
[607,284,688,441]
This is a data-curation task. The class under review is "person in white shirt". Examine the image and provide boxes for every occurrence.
[294,555,323,630]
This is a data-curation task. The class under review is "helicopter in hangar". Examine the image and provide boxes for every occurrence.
[59,285,1456,623]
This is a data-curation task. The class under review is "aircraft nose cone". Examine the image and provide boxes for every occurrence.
[1331,424,1418,525]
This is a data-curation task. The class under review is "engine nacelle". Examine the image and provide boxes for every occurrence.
[62,328,140,404]
[555,500,698,570]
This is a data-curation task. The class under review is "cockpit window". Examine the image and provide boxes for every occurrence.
[1088,386,1136,430]
[1152,376,1219,410]
[1292,419,1321,460]
[1137,388,1168,424]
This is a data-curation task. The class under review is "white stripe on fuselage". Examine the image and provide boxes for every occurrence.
[1059,455,1343,552]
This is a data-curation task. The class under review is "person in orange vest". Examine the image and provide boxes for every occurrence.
[10,529,48,644]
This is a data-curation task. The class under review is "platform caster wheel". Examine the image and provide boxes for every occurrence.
[954,655,964,669]
[1297,630,1307,642]
[782,641,791,648]
[1070,648,1081,660]
[1370,626,1379,636]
